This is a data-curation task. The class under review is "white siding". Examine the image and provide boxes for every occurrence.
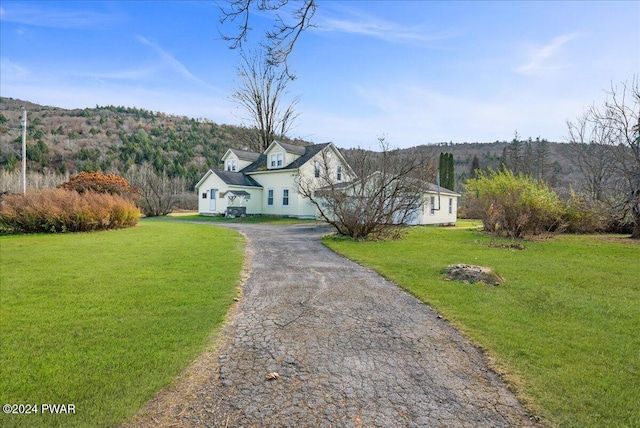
[248,170,301,216]
[264,142,302,170]
[196,173,229,215]
[418,192,458,225]
[222,150,255,171]
[196,172,263,215]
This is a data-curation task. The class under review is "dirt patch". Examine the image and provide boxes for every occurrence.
[593,235,640,244]
[443,264,505,286]
[489,240,527,250]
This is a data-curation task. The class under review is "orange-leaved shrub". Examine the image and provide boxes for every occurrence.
[58,171,138,198]
[0,189,140,234]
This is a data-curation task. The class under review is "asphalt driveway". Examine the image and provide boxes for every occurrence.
[127,222,536,427]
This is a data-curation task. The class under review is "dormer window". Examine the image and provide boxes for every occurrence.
[270,152,283,168]
[225,159,238,172]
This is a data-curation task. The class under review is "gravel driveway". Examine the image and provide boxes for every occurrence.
[127,222,536,427]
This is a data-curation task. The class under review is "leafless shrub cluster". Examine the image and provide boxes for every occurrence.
[299,139,435,239]
[1,170,68,194]
[566,76,640,238]
[125,163,190,216]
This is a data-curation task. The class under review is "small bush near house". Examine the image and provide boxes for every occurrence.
[465,169,563,238]
[0,189,139,233]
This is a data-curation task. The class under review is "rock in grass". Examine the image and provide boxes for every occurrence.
[443,264,505,286]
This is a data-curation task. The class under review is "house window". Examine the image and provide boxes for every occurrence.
[267,189,274,206]
[202,192,207,199]
[430,196,435,215]
[448,198,453,214]
[226,159,237,171]
[337,165,342,181]
[282,188,289,206]
[314,160,320,178]
[270,152,283,168]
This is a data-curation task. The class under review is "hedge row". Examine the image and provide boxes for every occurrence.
[0,189,140,234]
[463,169,635,236]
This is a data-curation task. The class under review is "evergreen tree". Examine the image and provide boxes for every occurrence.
[522,138,534,176]
[534,137,550,181]
[507,131,523,173]
[438,152,455,190]
[447,153,455,190]
[470,154,480,179]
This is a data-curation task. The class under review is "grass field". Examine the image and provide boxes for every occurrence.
[0,221,244,427]
[164,213,315,225]
[324,228,640,427]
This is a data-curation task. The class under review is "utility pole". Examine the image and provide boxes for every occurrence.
[20,106,27,194]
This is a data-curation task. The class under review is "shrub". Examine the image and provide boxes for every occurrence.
[465,169,563,238]
[0,189,140,234]
[125,163,187,217]
[561,192,609,234]
[59,171,137,198]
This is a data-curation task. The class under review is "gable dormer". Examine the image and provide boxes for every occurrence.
[264,141,305,169]
[222,149,260,172]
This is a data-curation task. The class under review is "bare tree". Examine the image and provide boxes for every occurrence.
[567,112,617,202]
[125,163,187,217]
[567,77,640,238]
[219,0,317,76]
[231,52,299,153]
[298,138,434,239]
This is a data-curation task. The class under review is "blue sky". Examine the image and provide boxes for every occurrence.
[1,1,638,149]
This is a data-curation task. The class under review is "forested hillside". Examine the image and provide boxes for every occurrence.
[0,97,309,188]
[398,139,580,194]
[1,97,578,193]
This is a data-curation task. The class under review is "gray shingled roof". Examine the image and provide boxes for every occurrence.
[241,143,330,174]
[239,154,267,173]
[424,182,461,196]
[214,170,262,187]
[275,141,306,155]
[230,149,261,161]
[282,143,330,170]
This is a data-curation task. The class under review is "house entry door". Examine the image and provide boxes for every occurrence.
[210,189,217,211]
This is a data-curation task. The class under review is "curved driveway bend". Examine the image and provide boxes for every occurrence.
[169,223,535,427]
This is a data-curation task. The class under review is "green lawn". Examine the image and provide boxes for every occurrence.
[324,228,640,427]
[452,218,483,228]
[164,213,316,225]
[0,221,244,427]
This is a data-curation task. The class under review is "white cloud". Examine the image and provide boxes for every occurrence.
[297,81,583,148]
[0,4,121,29]
[314,8,456,44]
[516,33,583,76]
[135,35,221,92]
[0,58,30,80]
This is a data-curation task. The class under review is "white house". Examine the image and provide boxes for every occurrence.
[195,141,460,225]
